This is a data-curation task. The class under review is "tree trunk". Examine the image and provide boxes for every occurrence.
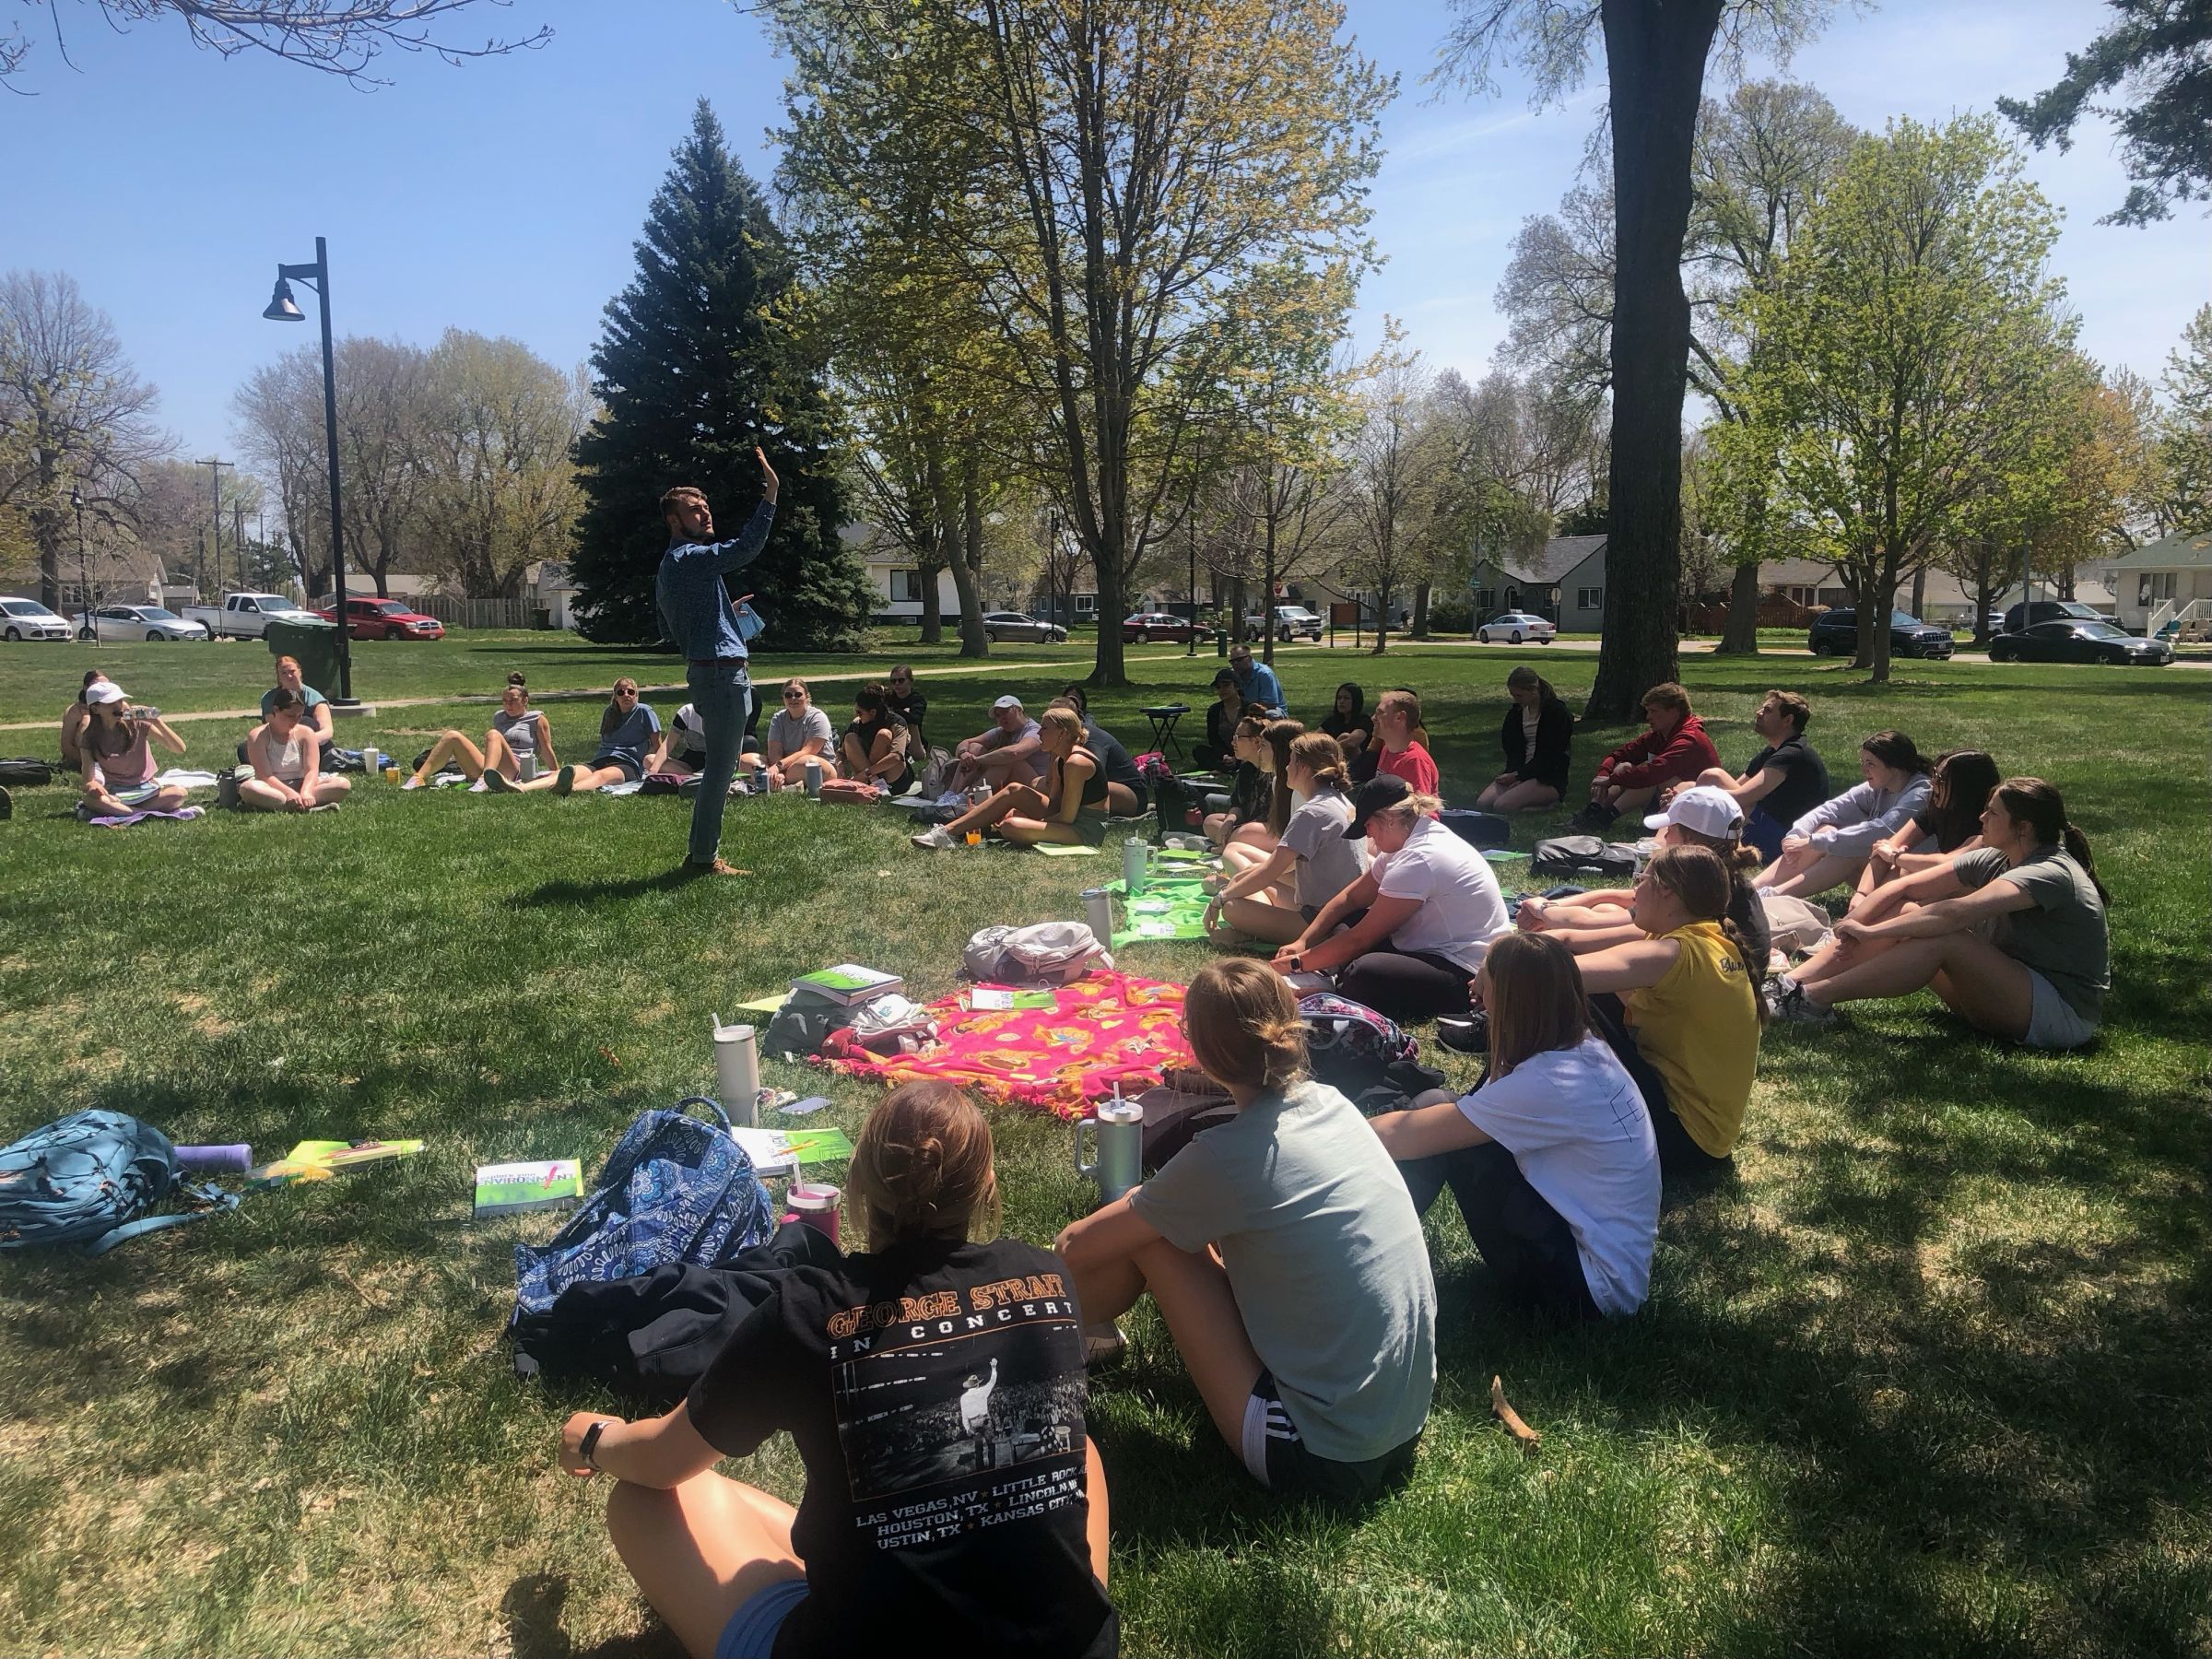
[914,555,946,645]
[1261,509,1279,666]
[1970,544,1996,645]
[1584,0,1721,719]
[1716,560,1762,653]
[1371,587,1393,654]
[2056,564,2076,600]
[1412,579,1432,639]
[1910,561,1926,618]
[1868,564,1900,684]
[34,450,63,611]
[931,445,987,657]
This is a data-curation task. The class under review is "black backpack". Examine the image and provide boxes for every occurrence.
[1532,834,1639,878]
[0,758,53,787]
[1440,808,1510,849]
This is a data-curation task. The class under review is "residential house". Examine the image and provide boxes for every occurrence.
[1468,535,1611,630]
[2103,532,2212,636]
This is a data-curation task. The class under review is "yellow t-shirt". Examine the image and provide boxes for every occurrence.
[1623,920,1759,1158]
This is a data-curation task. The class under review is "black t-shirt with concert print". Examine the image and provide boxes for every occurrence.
[687,1236,1117,1659]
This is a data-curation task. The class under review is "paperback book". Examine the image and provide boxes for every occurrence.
[474,1159,583,1216]
[788,964,903,1006]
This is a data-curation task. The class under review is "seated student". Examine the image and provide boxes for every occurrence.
[76,682,189,818]
[1681,689,1830,863]
[912,708,1107,850]
[1055,959,1435,1502]
[1753,730,1932,900]
[839,684,917,795]
[1321,683,1369,770]
[1363,688,1439,796]
[1219,718,1304,877]
[405,673,557,790]
[1574,846,1763,1181]
[948,694,1048,794]
[61,670,110,771]
[1201,715,1272,853]
[1476,666,1572,813]
[1770,777,2108,1050]
[1053,685,1148,817]
[753,678,839,792]
[1370,933,1659,1320]
[884,663,928,754]
[1228,643,1286,716]
[1852,748,2000,907]
[249,655,337,767]
[240,688,352,812]
[490,678,665,794]
[1519,785,1771,966]
[662,701,709,776]
[1576,682,1720,829]
[1272,775,1510,1023]
[1205,732,1367,947]
[1193,670,1245,771]
[561,1080,1117,1659]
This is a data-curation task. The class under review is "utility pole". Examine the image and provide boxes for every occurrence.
[198,458,234,600]
[232,500,246,592]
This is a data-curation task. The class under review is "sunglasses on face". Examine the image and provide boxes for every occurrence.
[782,690,806,700]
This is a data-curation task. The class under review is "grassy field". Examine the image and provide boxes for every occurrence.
[0,644,2206,1657]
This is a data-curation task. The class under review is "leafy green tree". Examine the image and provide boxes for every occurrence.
[2154,304,2212,533]
[571,101,873,650]
[1717,115,2079,682]
[1999,0,2212,226]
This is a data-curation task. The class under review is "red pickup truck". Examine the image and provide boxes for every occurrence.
[319,596,446,641]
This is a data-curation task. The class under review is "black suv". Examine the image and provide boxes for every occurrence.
[2000,599,2103,636]
[1806,607,1954,659]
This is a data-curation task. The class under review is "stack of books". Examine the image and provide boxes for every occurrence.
[789,965,903,1006]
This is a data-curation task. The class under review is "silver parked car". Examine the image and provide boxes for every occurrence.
[981,610,1068,643]
[76,605,211,642]
[0,597,75,641]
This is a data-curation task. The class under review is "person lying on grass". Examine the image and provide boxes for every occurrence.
[1769,777,2109,1051]
[1848,748,2000,910]
[1269,775,1510,1025]
[1753,729,1932,900]
[1518,785,1770,966]
[1205,733,1366,949]
[404,673,558,790]
[1056,959,1435,1504]
[1571,845,1763,1183]
[240,688,351,813]
[1370,932,1659,1321]
[77,681,188,818]
[559,1080,1117,1659]
[488,678,664,795]
[912,708,1109,850]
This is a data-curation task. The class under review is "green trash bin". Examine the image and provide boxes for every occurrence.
[265,618,344,698]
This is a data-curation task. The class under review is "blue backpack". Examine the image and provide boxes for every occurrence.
[513,1097,778,1321]
[0,1110,241,1256]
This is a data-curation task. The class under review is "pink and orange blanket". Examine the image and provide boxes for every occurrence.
[816,971,1192,1120]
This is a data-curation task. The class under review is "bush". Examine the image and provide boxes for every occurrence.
[1426,596,1472,634]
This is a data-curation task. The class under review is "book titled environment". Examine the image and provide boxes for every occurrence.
[788,964,903,1006]
[731,1125,857,1177]
[473,1159,583,1216]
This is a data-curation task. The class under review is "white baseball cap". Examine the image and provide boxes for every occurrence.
[991,694,1024,712]
[85,681,127,705]
[1646,783,1743,839]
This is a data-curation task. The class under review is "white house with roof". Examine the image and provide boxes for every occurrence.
[2102,532,2212,636]
[1468,535,1611,629]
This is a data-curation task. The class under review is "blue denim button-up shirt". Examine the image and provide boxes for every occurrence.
[655,500,777,661]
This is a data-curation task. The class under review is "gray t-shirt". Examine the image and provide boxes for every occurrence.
[594,702,663,768]
[1277,790,1369,910]
[1954,844,2110,1020]
[492,708,543,758]
[1129,1077,1436,1462]
[768,705,834,758]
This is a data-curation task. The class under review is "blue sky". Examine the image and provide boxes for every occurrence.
[3,0,2201,469]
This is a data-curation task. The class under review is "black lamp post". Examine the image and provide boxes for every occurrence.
[69,485,95,647]
[263,236,355,703]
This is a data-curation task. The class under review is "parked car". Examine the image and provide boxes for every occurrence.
[74,604,210,642]
[1241,604,1324,642]
[1121,610,1213,644]
[980,610,1067,644]
[1987,619,2173,666]
[0,597,76,641]
[1475,610,1558,645]
[2000,598,2103,636]
[182,591,324,640]
[1806,607,1955,659]
[318,595,445,641]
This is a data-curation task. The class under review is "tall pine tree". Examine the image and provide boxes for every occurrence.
[571,99,873,648]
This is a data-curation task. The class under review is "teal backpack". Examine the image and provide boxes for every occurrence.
[0,1110,240,1256]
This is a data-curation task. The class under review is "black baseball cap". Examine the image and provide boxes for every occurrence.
[1342,773,1411,839]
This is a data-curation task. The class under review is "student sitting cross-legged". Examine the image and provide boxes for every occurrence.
[559,1080,1118,1659]
[1205,732,1368,948]
[1370,933,1659,1320]
[1056,959,1436,1504]
[77,682,189,818]
[239,688,352,813]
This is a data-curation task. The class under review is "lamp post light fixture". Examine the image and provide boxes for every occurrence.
[262,236,356,703]
[69,485,96,648]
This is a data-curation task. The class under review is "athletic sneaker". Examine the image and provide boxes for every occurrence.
[551,765,577,796]
[1769,979,1836,1027]
[401,777,424,791]
[466,777,490,794]
[308,802,341,814]
[911,825,956,850]
[481,769,518,794]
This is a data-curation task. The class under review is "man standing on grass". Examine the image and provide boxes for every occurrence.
[656,447,778,877]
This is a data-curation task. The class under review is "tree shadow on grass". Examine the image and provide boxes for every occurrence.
[501,1572,681,1659]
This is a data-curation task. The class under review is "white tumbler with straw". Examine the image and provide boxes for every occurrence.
[712,1015,760,1127]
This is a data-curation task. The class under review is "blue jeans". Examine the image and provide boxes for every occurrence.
[686,662,750,865]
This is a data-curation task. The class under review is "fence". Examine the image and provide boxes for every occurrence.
[414,594,548,631]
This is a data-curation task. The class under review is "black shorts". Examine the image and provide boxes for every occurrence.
[1240,1371,1419,1504]
[593,753,645,783]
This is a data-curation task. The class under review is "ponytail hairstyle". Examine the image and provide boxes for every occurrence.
[1860,729,1928,778]
[1261,717,1304,834]
[1288,731,1350,797]
[1992,777,2108,902]
[854,682,888,719]
[1481,933,1588,1080]
[601,677,641,741]
[1232,712,1269,754]
[1505,665,1561,711]
[79,669,106,704]
[847,1080,1001,1252]
[1927,750,2000,852]
[1183,959,1308,1093]
[1646,843,1768,1014]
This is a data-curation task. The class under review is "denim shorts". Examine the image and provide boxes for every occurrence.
[714,1577,808,1659]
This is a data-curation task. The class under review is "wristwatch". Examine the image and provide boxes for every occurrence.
[579,1418,612,1471]
[1288,951,1304,971]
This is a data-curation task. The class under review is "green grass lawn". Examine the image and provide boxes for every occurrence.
[0,648,2206,1657]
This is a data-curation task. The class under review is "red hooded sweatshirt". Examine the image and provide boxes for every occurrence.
[1598,713,1721,792]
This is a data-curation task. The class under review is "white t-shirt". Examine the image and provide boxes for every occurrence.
[1456,1038,1659,1316]
[1369,816,1510,971]
[1277,790,1369,909]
